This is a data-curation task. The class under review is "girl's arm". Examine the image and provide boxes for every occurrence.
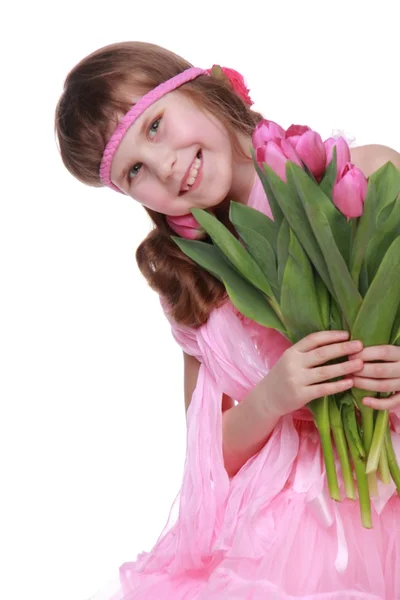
[183,351,279,478]
[184,331,363,479]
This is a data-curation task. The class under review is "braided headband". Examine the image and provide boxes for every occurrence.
[99,65,253,192]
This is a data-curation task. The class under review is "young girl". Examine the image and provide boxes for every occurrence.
[55,41,400,599]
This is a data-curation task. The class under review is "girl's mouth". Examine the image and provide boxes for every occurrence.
[179,150,203,195]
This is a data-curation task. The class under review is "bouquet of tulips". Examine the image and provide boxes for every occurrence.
[172,120,400,528]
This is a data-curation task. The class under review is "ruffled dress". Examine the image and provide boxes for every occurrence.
[91,146,400,600]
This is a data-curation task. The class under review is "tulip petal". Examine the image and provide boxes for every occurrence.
[324,137,351,180]
[169,214,201,228]
[295,131,326,180]
[280,139,303,167]
[166,214,205,239]
[333,164,368,218]
[286,124,310,138]
[263,141,289,181]
[252,119,285,148]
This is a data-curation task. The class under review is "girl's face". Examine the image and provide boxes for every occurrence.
[110,90,248,216]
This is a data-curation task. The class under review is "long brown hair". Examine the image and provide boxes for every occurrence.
[55,41,262,327]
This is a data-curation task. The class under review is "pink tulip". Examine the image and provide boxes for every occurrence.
[285,124,310,145]
[332,162,368,218]
[285,125,326,181]
[166,214,206,240]
[252,119,285,149]
[324,137,351,180]
[256,138,303,182]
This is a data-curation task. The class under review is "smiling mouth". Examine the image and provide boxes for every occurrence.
[179,150,202,194]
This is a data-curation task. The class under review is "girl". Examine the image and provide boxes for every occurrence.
[55,41,400,599]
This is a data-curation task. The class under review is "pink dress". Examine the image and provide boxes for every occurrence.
[91,174,400,600]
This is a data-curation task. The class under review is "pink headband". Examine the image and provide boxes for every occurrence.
[99,67,207,191]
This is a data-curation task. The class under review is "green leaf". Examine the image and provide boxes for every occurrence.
[319,145,337,198]
[171,237,287,333]
[286,162,362,328]
[286,162,352,267]
[376,199,396,228]
[365,197,400,283]
[352,236,400,347]
[314,271,330,330]
[350,182,378,287]
[359,262,369,297]
[191,208,276,300]
[390,302,400,345]
[229,200,278,252]
[277,218,290,292]
[371,161,400,216]
[330,298,343,330]
[232,223,279,298]
[251,148,284,228]
[280,229,324,343]
[352,162,400,285]
[262,162,334,298]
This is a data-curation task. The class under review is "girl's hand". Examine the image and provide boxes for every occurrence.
[264,330,364,418]
[351,345,400,410]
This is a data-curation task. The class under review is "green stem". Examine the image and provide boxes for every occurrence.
[329,398,355,499]
[378,442,391,485]
[356,400,379,496]
[385,427,400,494]
[349,217,360,284]
[360,403,375,453]
[366,409,389,474]
[367,472,379,497]
[342,402,372,528]
[309,396,340,501]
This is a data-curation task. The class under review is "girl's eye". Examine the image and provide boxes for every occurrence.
[149,117,161,137]
[128,163,142,180]
[127,117,161,182]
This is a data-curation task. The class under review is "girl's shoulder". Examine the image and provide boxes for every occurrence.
[350,144,400,177]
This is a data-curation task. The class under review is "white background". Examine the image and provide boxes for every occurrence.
[1,1,398,599]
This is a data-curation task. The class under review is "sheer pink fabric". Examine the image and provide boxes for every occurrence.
[91,161,400,600]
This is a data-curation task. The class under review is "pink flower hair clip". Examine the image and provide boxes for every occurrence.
[207,64,253,106]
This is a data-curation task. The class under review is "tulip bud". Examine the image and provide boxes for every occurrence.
[286,126,326,181]
[166,214,206,239]
[332,162,368,218]
[324,137,351,180]
[256,138,303,182]
[285,124,310,145]
[252,119,285,149]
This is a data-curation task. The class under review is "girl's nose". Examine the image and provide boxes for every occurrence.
[155,147,177,181]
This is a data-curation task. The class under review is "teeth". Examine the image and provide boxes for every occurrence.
[182,155,201,192]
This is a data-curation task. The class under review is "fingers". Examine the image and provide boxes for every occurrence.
[352,345,400,362]
[303,339,363,368]
[353,376,400,394]
[352,361,400,379]
[363,393,400,410]
[296,330,350,353]
[305,377,354,402]
[307,358,363,385]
